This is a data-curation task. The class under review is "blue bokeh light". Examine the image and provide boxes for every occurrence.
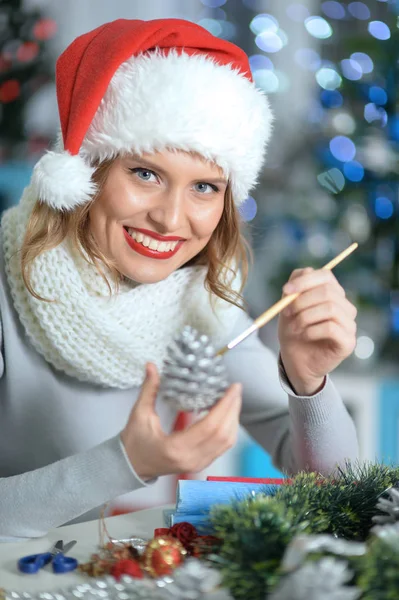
[249,54,274,71]
[368,21,391,40]
[375,197,394,219]
[294,48,321,70]
[330,136,356,162]
[369,86,387,106]
[341,58,362,81]
[343,161,364,182]
[320,89,343,108]
[364,103,388,126]
[239,196,258,222]
[350,52,373,74]
[322,1,346,19]
[348,2,370,19]
[255,31,284,53]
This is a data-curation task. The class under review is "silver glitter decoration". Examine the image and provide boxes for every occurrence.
[372,487,399,526]
[371,521,399,549]
[269,557,361,600]
[281,534,366,573]
[155,558,227,599]
[159,327,229,412]
[110,537,148,555]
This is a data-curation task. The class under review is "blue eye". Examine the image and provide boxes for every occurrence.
[194,182,218,194]
[130,168,157,182]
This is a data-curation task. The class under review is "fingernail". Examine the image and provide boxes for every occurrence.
[283,283,295,294]
[233,383,242,397]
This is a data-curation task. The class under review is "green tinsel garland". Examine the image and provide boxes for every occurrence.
[209,462,399,600]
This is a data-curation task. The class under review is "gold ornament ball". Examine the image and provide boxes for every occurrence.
[143,535,187,577]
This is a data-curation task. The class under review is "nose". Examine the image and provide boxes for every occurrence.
[147,188,186,233]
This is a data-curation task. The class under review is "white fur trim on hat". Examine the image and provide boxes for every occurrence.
[31,151,97,211]
[82,50,273,206]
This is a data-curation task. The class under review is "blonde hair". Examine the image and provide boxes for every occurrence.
[21,159,250,307]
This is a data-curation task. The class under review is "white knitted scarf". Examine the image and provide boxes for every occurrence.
[1,186,241,388]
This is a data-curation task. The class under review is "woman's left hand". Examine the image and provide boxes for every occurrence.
[278,267,357,396]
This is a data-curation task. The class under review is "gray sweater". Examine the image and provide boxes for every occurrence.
[0,236,359,541]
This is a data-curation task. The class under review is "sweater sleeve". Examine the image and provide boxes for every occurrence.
[0,435,150,541]
[223,311,359,476]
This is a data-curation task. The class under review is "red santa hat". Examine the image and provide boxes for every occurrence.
[31,18,273,211]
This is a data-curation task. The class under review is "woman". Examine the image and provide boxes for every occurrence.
[0,18,358,540]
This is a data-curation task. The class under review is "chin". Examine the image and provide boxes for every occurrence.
[120,265,175,285]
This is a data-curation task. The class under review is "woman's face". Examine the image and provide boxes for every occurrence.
[89,150,227,284]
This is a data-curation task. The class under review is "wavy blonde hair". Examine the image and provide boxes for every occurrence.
[21,159,250,307]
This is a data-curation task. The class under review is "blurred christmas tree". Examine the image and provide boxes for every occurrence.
[0,0,56,160]
[207,0,399,366]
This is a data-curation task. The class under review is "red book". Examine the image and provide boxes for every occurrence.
[206,476,290,485]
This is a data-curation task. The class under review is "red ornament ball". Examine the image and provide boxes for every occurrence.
[170,522,198,550]
[110,558,143,581]
[143,536,187,577]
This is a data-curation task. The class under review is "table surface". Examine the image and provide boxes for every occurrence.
[0,506,170,593]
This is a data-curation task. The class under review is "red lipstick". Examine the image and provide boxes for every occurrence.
[123,228,184,260]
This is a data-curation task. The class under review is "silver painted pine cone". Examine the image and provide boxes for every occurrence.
[159,326,229,412]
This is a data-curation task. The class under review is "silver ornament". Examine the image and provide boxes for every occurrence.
[372,487,399,526]
[371,521,399,549]
[281,534,366,572]
[155,558,226,599]
[160,327,229,412]
[270,557,361,600]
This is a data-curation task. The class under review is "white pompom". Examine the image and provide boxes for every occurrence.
[30,151,97,211]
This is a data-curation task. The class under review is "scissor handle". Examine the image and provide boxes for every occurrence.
[18,552,52,574]
[52,552,78,574]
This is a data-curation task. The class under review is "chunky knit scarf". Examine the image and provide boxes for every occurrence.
[1,186,241,389]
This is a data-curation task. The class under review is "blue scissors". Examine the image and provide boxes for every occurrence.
[18,539,78,574]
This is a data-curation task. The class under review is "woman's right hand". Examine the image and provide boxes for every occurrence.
[120,363,242,481]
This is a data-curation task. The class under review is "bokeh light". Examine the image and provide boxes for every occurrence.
[321,2,346,20]
[364,103,388,126]
[253,69,280,93]
[369,86,387,106]
[343,160,364,182]
[305,16,333,39]
[329,135,356,161]
[316,67,342,90]
[317,168,345,193]
[198,18,222,36]
[239,196,257,222]
[249,54,274,71]
[341,58,362,81]
[350,52,373,74]
[321,89,343,108]
[368,21,391,40]
[255,31,284,53]
[332,112,356,134]
[375,196,394,219]
[347,2,370,20]
[294,48,321,71]
[250,14,278,35]
[355,336,375,360]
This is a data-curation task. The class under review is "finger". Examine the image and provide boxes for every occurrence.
[288,267,314,282]
[285,288,356,320]
[283,269,338,295]
[181,384,242,448]
[303,321,357,354]
[289,302,357,335]
[136,362,160,411]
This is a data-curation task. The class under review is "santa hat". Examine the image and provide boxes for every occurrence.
[31,18,273,211]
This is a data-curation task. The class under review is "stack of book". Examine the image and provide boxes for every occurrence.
[164,476,287,534]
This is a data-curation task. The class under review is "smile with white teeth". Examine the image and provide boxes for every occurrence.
[126,228,180,253]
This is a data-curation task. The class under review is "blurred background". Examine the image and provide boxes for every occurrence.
[1,0,399,511]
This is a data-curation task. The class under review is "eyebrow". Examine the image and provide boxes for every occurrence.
[129,156,228,186]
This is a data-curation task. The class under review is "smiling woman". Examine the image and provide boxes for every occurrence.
[0,17,358,540]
